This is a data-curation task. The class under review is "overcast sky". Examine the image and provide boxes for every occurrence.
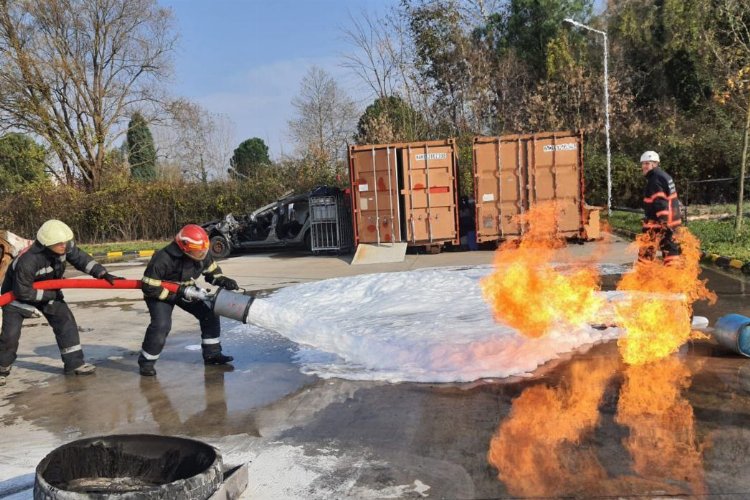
[161,0,395,158]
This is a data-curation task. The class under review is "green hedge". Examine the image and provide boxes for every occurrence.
[0,163,344,243]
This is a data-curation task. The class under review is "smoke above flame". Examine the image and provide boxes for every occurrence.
[480,203,604,338]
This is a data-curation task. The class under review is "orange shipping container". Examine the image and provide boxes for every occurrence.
[473,131,585,242]
[349,140,459,248]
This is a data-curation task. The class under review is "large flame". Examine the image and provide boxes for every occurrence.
[480,203,604,338]
[488,356,706,496]
[487,358,616,497]
[615,358,706,495]
[616,228,716,364]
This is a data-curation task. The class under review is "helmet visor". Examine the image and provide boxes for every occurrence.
[183,240,209,260]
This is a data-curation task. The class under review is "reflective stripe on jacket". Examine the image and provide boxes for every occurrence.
[1,240,106,304]
[141,241,224,302]
[643,167,681,229]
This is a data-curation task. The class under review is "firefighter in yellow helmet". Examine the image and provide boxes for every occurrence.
[0,220,123,384]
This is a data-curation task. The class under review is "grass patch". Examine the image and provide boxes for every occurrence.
[606,210,750,262]
[606,211,642,234]
[687,218,750,262]
[79,240,170,255]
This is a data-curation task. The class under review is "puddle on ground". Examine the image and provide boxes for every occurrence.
[4,267,750,497]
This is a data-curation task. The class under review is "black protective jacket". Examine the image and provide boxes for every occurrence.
[643,167,682,230]
[1,240,107,304]
[141,242,226,302]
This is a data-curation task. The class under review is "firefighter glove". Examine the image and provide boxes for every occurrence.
[213,276,238,291]
[99,272,124,286]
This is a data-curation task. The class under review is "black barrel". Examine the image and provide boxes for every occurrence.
[34,434,222,499]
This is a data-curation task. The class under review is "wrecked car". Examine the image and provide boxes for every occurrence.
[202,186,340,258]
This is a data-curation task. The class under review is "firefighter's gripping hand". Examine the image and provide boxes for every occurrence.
[178,285,209,302]
[99,272,125,286]
[213,276,239,291]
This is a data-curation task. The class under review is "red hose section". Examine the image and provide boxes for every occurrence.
[0,278,179,308]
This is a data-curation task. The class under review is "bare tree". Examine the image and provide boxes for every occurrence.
[288,66,357,166]
[710,0,750,231]
[342,10,401,99]
[0,0,176,189]
[153,99,235,182]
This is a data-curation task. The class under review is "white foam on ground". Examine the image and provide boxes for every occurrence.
[242,442,433,499]
[232,264,627,383]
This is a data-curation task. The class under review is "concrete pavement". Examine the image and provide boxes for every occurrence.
[6,235,750,498]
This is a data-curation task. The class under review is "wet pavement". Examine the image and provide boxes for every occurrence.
[3,242,750,498]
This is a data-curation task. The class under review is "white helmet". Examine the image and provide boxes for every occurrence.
[37,219,74,246]
[640,151,660,163]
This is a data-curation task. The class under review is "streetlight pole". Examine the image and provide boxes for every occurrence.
[564,18,611,216]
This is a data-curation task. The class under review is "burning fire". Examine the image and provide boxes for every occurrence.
[480,203,604,338]
[615,357,706,495]
[488,356,706,496]
[481,203,715,362]
[487,358,616,497]
[484,206,712,495]
[616,229,716,365]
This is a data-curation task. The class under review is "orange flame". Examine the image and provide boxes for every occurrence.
[616,228,716,365]
[480,203,604,338]
[487,358,616,497]
[488,356,706,496]
[615,358,706,495]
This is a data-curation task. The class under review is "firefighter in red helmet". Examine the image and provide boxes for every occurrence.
[139,224,239,376]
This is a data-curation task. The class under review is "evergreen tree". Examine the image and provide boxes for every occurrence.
[355,96,427,144]
[127,112,157,181]
[229,137,270,179]
[0,133,48,193]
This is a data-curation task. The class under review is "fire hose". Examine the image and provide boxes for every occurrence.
[0,278,255,323]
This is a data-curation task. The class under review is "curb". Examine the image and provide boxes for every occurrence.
[90,249,156,261]
[700,252,750,274]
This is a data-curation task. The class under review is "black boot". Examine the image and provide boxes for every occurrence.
[204,353,234,365]
[139,363,157,376]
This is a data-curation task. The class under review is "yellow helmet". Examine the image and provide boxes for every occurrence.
[37,219,74,246]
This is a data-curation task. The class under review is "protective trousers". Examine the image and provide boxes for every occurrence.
[139,298,222,368]
[0,301,85,371]
[638,227,682,265]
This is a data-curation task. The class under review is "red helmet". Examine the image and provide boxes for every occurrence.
[175,224,209,260]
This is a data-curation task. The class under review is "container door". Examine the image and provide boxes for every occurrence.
[350,147,401,244]
[473,138,526,240]
[400,144,457,244]
[526,133,583,235]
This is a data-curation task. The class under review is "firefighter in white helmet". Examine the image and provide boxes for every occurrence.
[0,220,123,384]
[640,151,682,264]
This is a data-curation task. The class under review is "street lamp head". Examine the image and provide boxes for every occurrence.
[563,17,606,35]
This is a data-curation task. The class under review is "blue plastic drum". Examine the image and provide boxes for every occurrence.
[713,314,750,357]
